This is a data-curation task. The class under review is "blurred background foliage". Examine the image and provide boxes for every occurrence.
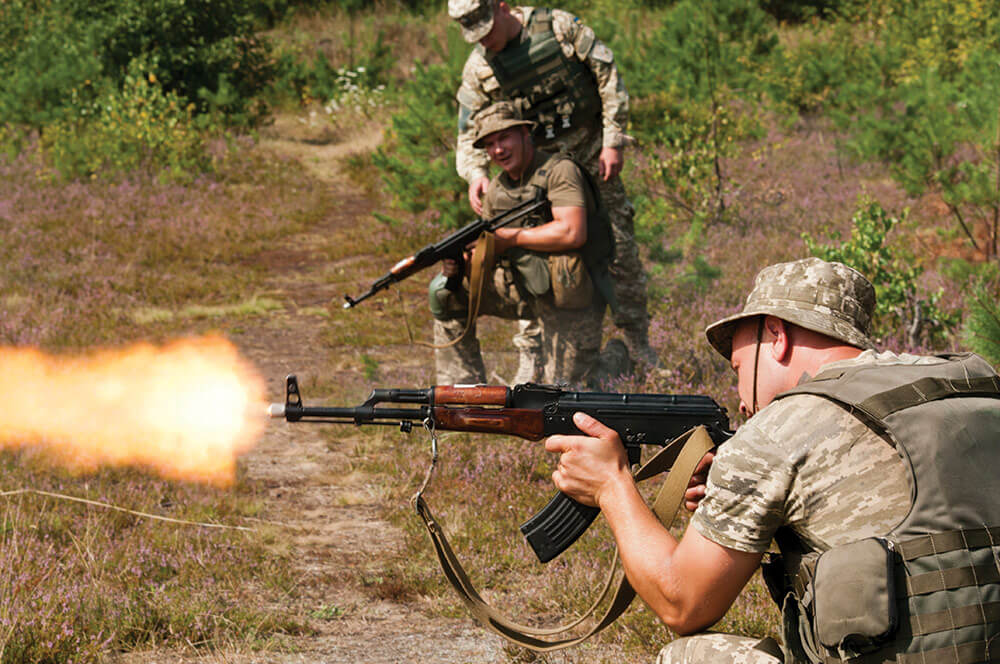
[2,0,997,355]
[3,0,998,340]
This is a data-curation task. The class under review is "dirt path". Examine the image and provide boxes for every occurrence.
[226,114,510,663]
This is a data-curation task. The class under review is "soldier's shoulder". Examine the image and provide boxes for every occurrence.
[735,394,857,454]
[543,152,586,179]
[460,48,489,77]
[549,8,583,39]
[761,391,854,426]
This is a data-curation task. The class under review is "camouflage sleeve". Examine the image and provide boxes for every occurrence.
[691,394,910,554]
[455,51,493,184]
[550,9,630,149]
[690,408,793,554]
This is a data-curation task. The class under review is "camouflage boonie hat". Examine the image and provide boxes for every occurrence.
[471,101,535,148]
[705,257,877,360]
[449,0,497,43]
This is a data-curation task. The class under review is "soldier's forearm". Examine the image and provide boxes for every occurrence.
[589,64,629,148]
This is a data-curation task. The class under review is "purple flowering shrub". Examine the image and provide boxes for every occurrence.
[0,139,335,348]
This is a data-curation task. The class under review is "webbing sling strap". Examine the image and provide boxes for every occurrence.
[421,231,496,350]
[412,426,716,652]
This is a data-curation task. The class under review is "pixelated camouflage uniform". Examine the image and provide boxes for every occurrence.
[431,148,607,386]
[659,351,928,664]
[454,6,651,362]
[667,258,1000,664]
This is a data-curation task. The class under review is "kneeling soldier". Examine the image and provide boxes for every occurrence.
[429,101,615,387]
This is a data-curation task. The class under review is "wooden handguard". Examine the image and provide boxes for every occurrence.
[431,407,546,440]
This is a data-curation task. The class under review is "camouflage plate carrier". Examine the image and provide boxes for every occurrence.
[476,7,602,146]
[768,353,1000,664]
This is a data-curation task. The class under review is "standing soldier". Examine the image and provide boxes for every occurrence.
[448,0,656,381]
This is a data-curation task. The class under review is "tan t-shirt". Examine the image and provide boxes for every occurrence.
[691,351,950,554]
[482,149,591,221]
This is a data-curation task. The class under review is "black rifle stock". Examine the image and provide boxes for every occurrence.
[269,375,731,563]
[343,190,550,309]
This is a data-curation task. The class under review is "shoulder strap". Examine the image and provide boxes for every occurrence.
[781,355,1000,425]
[528,7,553,34]
[412,426,716,651]
[857,373,1000,420]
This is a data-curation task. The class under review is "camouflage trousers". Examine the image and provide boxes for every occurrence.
[657,634,784,664]
[429,266,604,386]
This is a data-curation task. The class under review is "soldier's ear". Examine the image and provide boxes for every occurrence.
[764,316,792,363]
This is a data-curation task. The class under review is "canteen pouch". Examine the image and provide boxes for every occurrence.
[548,252,594,309]
[813,537,898,652]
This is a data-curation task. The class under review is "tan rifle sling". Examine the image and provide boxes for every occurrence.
[412,425,716,651]
[419,231,496,350]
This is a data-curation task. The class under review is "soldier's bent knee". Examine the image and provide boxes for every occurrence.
[428,273,468,320]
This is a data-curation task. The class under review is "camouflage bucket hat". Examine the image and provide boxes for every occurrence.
[705,257,877,360]
[449,0,497,43]
[471,101,535,148]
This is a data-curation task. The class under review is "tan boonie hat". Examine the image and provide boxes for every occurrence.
[705,257,877,360]
[449,0,498,43]
[471,101,535,148]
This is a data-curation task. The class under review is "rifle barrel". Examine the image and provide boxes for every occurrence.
[269,403,431,423]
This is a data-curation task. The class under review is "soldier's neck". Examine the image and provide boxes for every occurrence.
[505,144,536,183]
[500,9,524,48]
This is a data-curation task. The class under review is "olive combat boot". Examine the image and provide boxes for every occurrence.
[624,327,660,370]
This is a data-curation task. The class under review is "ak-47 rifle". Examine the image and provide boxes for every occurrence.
[343,190,550,309]
[268,375,731,563]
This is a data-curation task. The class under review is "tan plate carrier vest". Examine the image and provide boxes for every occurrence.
[477,7,603,146]
[768,353,1000,664]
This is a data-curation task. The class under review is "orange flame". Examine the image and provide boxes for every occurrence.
[0,336,266,486]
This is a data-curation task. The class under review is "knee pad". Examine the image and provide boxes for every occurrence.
[428,273,467,320]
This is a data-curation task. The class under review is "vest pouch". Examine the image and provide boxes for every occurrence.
[509,249,551,297]
[813,537,898,653]
[548,251,594,309]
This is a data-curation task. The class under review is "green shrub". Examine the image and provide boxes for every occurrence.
[87,0,273,125]
[845,47,1000,259]
[0,1,105,129]
[269,29,392,108]
[804,195,958,349]
[0,0,274,131]
[619,0,779,104]
[371,26,468,229]
[41,60,208,180]
[963,280,1000,367]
